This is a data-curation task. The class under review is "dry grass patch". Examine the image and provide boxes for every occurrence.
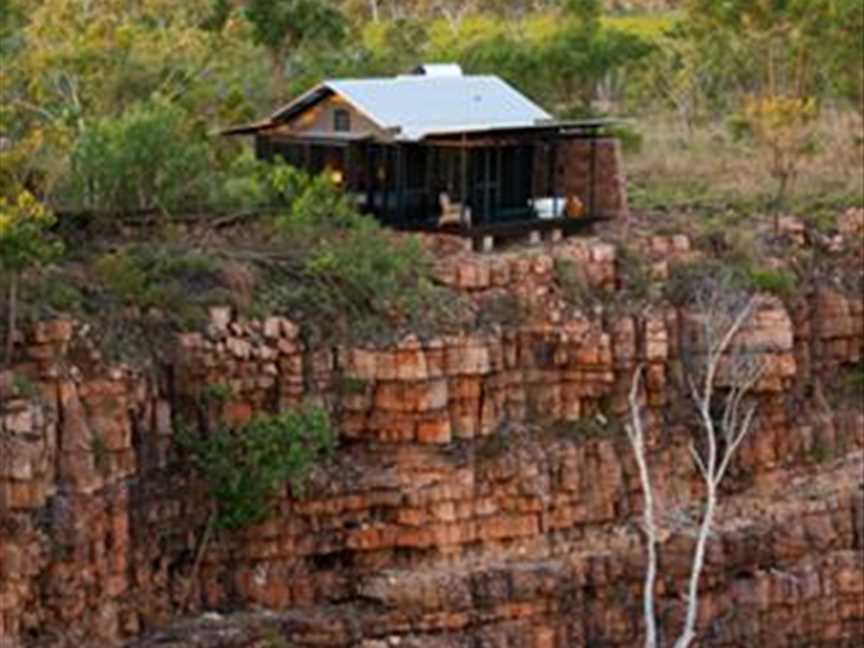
[626,110,864,220]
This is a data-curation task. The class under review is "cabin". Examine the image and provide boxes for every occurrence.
[224,64,628,242]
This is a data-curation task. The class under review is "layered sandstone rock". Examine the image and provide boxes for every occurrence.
[1,241,862,647]
[128,457,864,647]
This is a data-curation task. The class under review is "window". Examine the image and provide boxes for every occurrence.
[334,109,351,132]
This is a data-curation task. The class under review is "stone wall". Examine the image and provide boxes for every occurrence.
[536,138,629,218]
[1,240,862,646]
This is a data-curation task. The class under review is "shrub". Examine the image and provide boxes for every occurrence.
[0,190,63,362]
[93,250,150,304]
[746,267,797,298]
[180,406,336,530]
[667,258,798,303]
[665,259,749,305]
[199,382,234,404]
[551,413,623,440]
[93,246,223,312]
[276,173,363,234]
[211,151,274,210]
[212,152,311,210]
[69,100,210,214]
[266,175,454,342]
[304,221,428,305]
[616,244,653,300]
[555,258,591,304]
[21,269,84,317]
[9,372,37,398]
[607,124,644,154]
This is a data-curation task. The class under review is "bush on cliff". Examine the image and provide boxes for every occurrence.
[261,175,459,342]
[666,258,798,303]
[0,191,64,365]
[180,405,336,530]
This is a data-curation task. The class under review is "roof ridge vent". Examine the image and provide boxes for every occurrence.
[411,63,463,77]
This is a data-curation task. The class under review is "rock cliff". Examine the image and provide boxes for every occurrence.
[1,231,862,647]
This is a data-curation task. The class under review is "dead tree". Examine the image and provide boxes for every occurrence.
[626,272,766,648]
[627,365,659,648]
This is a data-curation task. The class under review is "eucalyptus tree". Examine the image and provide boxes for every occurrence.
[244,0,347,92]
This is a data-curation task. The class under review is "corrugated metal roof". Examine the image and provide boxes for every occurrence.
[271,73,552,142]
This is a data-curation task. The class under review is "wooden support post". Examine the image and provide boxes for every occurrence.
[483,147,491,224]
[495,144,503,221]
[424,145,433,221]
[589,135,597,217]
[551,139,559,220]
[383,146,392,223]
[460,134,468,227]
[343,145,351,188]
[395,146,404,224]
[545,140,554,219]
[366,144,374,215]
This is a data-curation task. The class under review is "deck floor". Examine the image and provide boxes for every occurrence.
[393,216,606,239]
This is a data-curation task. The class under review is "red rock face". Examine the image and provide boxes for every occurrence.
[1,241,862,646]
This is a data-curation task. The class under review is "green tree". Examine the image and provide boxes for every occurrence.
[632,21,719,134]
[535,19,653,113]
[0,191,62,364]
[684,0,846,216]
[684,0,846,102]
[821,0,864,114]
[68,100,211,214]
[745,95,819,223]
[452,6,651,114]
[244,0,347,92]
[1,0,269,202]
[0,0,25,56]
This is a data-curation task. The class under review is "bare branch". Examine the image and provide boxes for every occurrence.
[689,440,709,480]
[716,403,759,485]
[702,296,757,396]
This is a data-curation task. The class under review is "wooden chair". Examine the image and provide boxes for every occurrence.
[438,192,471,228]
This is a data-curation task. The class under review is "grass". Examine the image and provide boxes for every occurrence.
[627,111,864,218]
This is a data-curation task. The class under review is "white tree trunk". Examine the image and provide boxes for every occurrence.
[629,277,764,647]
[674,483,717,648]
[627,366,659,648]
